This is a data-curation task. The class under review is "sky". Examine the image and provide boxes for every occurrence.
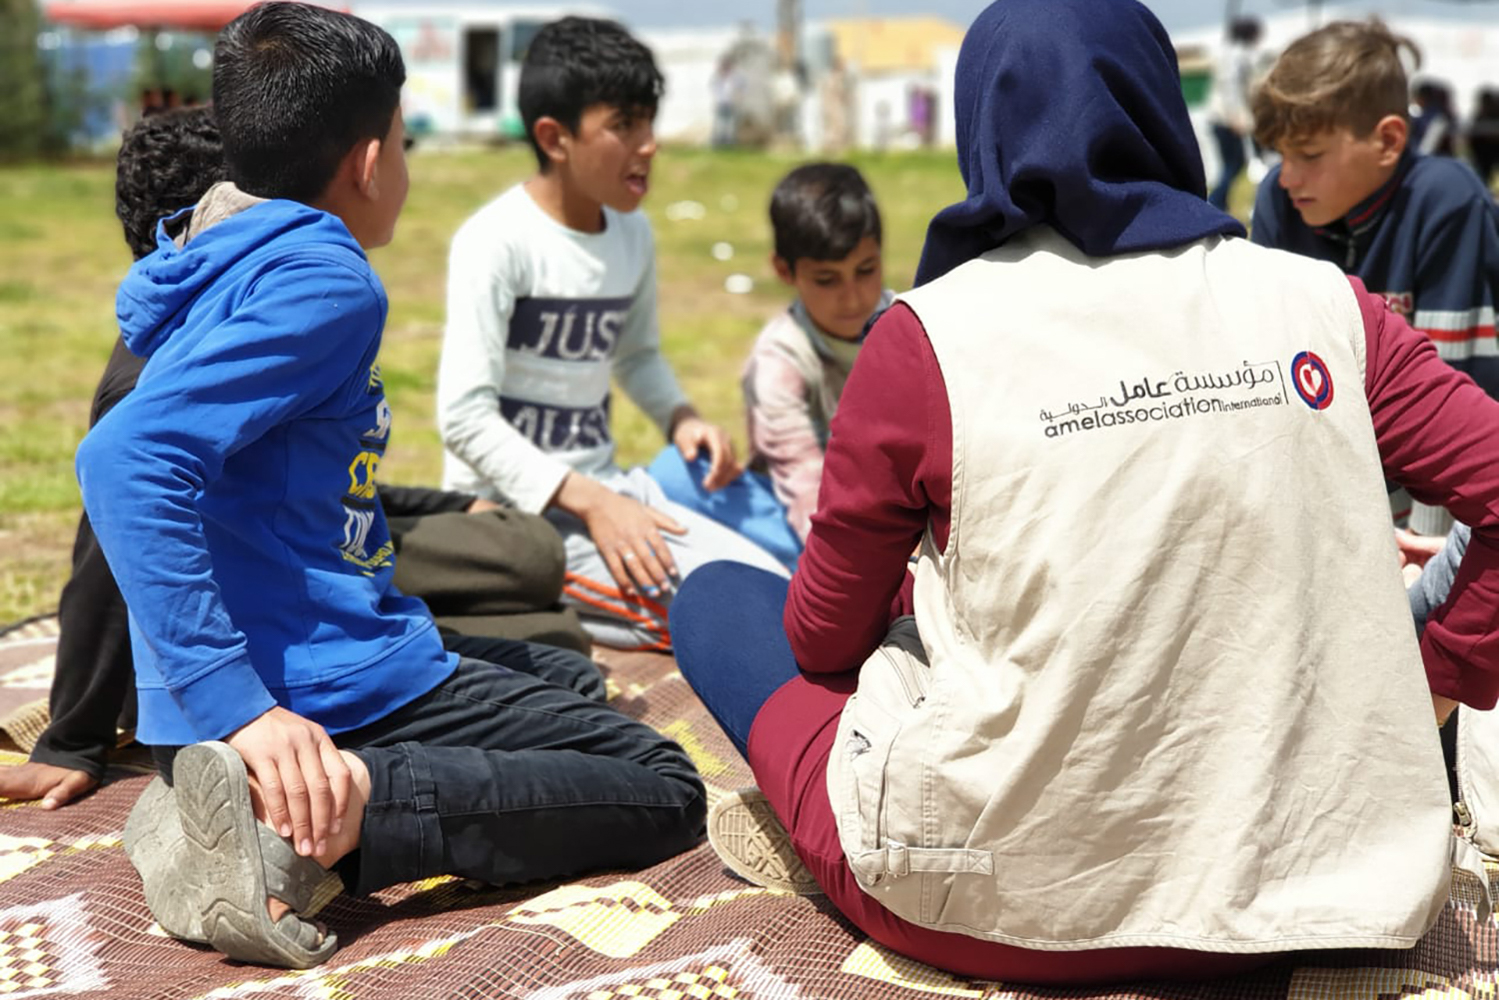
[596,0,1499,34]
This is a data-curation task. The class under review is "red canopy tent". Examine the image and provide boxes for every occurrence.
[42,0,346,32]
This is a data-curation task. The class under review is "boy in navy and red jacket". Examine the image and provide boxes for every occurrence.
[1250,19,1499,535]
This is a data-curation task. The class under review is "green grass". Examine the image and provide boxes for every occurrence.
[0,147,1260,625]
[0,145,967,624]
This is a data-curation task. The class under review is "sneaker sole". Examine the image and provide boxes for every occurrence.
[174,742,338,969]
[707,788,821,895]
[123,776,207,942]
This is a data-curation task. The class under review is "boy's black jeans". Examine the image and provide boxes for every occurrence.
[155,654,706,896]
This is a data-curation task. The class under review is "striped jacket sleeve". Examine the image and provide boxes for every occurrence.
[1410,183,1499,366]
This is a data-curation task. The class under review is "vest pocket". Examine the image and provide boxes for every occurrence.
[832,627,997,917]
[834,688,997,908]
[835,694,902,888]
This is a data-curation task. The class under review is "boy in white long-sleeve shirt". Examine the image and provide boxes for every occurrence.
[438,16,786,650]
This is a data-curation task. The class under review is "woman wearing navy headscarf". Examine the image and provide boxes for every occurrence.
[672,0,1499,983]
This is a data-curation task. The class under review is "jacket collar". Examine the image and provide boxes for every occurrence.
[1309,151,1414,259]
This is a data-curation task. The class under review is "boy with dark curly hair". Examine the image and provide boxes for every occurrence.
[0,107,229,811]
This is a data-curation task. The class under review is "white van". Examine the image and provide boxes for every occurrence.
[356,4,613,140]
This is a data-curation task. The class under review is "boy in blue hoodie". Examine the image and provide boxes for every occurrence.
[77,3,704,970]
[0,107,593,815]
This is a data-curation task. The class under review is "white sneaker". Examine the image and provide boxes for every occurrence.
[707,787,821,895]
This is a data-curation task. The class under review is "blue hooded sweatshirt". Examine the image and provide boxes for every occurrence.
[77,191,456,746]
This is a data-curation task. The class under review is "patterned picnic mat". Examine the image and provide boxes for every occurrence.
[0,618,1496,999]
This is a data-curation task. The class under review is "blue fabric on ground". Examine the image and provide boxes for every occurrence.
[646,447,802,570]
[668,561,800,757]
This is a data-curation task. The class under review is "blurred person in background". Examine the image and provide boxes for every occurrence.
[1469,87,1499,186]
[1410,79,1457,157]
[1207,15,1263,210]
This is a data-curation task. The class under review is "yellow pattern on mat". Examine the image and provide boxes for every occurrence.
[507,879,797,959]
[578,964,740,1000]
[1288,967,1457,1000]
[658,721,733,779]
[840,940,990,997]
[0,831,125,886]
[0,658,53,690]
[0,837,53,886]
[0,752,29,809]
[193,927,483,999]
[0,621,59,642]
[0,919,59,993]
[0,700,48,755]
[508,882,682,959]
[524,938,806,1000]
[680,887,779,910]
[0,893,105,996]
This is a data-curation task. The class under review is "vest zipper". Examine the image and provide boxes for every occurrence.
[879,646,926,708]
[1455,708,1477,836]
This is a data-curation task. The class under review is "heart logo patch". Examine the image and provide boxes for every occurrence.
[1291,350,1334,411]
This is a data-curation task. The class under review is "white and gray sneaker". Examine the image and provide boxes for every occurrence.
[707,787,822,895]
[122,766,344,961]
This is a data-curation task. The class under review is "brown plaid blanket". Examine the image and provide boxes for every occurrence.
[0,617,1494,999]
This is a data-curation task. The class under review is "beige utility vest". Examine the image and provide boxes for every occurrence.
[825,228,1454,952]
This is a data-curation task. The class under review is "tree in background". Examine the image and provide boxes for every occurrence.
[0,0,50,159]
[130,32,213,114]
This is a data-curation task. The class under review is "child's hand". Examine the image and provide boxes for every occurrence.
[1395,527,1445,569]
[0,761,98,809]
[225,706,352,859]
[587,490,687,596]
[554,472,686,595]
[672,414,742,492]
